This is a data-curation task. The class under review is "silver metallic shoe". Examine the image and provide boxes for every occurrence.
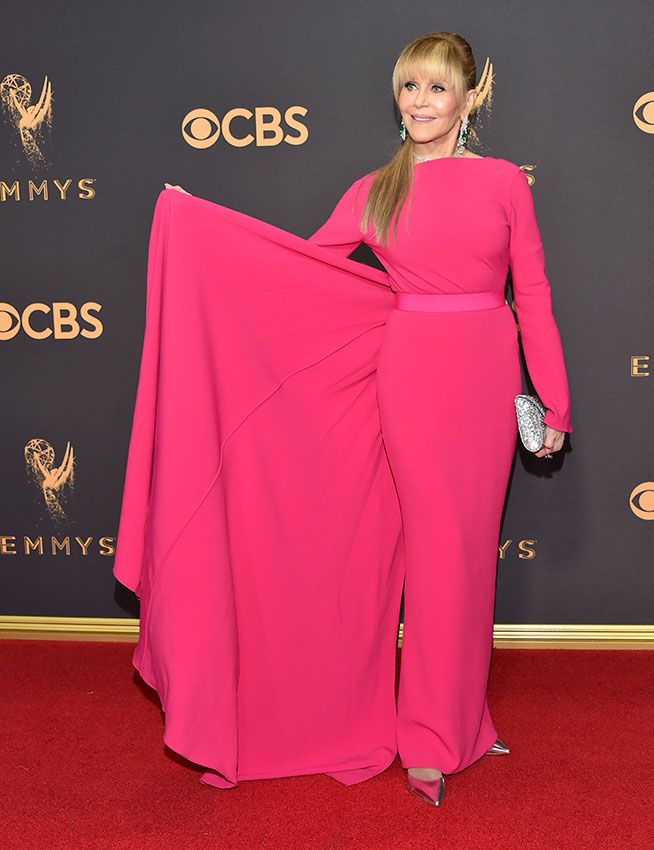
[486,737,511,755]
[406,771,445,806]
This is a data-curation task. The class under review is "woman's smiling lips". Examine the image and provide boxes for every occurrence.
[411,115,435,122]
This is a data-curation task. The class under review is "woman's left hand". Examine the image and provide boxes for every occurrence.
[533,424,566,458]
[164,182,191,194]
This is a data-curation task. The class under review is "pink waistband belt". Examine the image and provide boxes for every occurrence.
[394,290,506,312]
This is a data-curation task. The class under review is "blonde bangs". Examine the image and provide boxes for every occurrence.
[392,41,467,106]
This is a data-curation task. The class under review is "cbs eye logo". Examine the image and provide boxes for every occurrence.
[181,106,309,149]
[632,92,654,133]
[629,482,654,520]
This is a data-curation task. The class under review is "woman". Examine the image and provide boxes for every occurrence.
[125,31,572,808]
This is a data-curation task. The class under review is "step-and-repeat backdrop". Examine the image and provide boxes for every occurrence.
[1,2,652,625]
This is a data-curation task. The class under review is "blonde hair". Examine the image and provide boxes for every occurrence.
[360,32,486,246]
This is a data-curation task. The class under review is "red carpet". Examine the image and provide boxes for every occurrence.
[1,640,651,850]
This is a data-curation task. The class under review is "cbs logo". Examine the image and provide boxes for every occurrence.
[633,92,654,133]
[629,482,654,520]
[181,106,309,148]
[0,302,103,340]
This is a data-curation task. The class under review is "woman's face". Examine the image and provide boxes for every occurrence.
[397,68,473,154]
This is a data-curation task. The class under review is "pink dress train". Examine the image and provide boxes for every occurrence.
[113,188,405,787]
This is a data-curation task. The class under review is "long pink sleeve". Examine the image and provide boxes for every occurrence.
[508,168,573,433]
[307,178,366,256]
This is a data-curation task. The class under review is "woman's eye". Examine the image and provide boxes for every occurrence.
[404,82,444,92]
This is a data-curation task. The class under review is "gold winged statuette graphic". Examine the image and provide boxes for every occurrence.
[0,73,54,165]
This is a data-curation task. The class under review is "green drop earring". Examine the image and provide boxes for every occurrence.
[454,114,469,156]
[399,119,406,142]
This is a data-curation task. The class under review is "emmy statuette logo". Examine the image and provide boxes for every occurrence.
[24,438,75,522]
[0,73,53,166]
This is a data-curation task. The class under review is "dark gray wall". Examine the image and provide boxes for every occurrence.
[1,1,652,623]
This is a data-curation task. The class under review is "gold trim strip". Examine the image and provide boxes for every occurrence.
[0,617,652,648]
[0,616,138,642]
[489,623,654,649]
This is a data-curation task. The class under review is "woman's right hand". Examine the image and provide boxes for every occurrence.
[164,182,190,194]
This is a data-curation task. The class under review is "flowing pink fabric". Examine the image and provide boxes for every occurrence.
[113,188,405,787]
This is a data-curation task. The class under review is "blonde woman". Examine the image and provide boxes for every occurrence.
[304,31,572,805]
[146,30,572,807]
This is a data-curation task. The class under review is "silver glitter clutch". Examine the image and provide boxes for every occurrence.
[514,393,553,458]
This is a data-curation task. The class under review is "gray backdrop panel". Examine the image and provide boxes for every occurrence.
[1,1,652,623]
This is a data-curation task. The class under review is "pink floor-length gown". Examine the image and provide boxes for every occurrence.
[113,156,572,787]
